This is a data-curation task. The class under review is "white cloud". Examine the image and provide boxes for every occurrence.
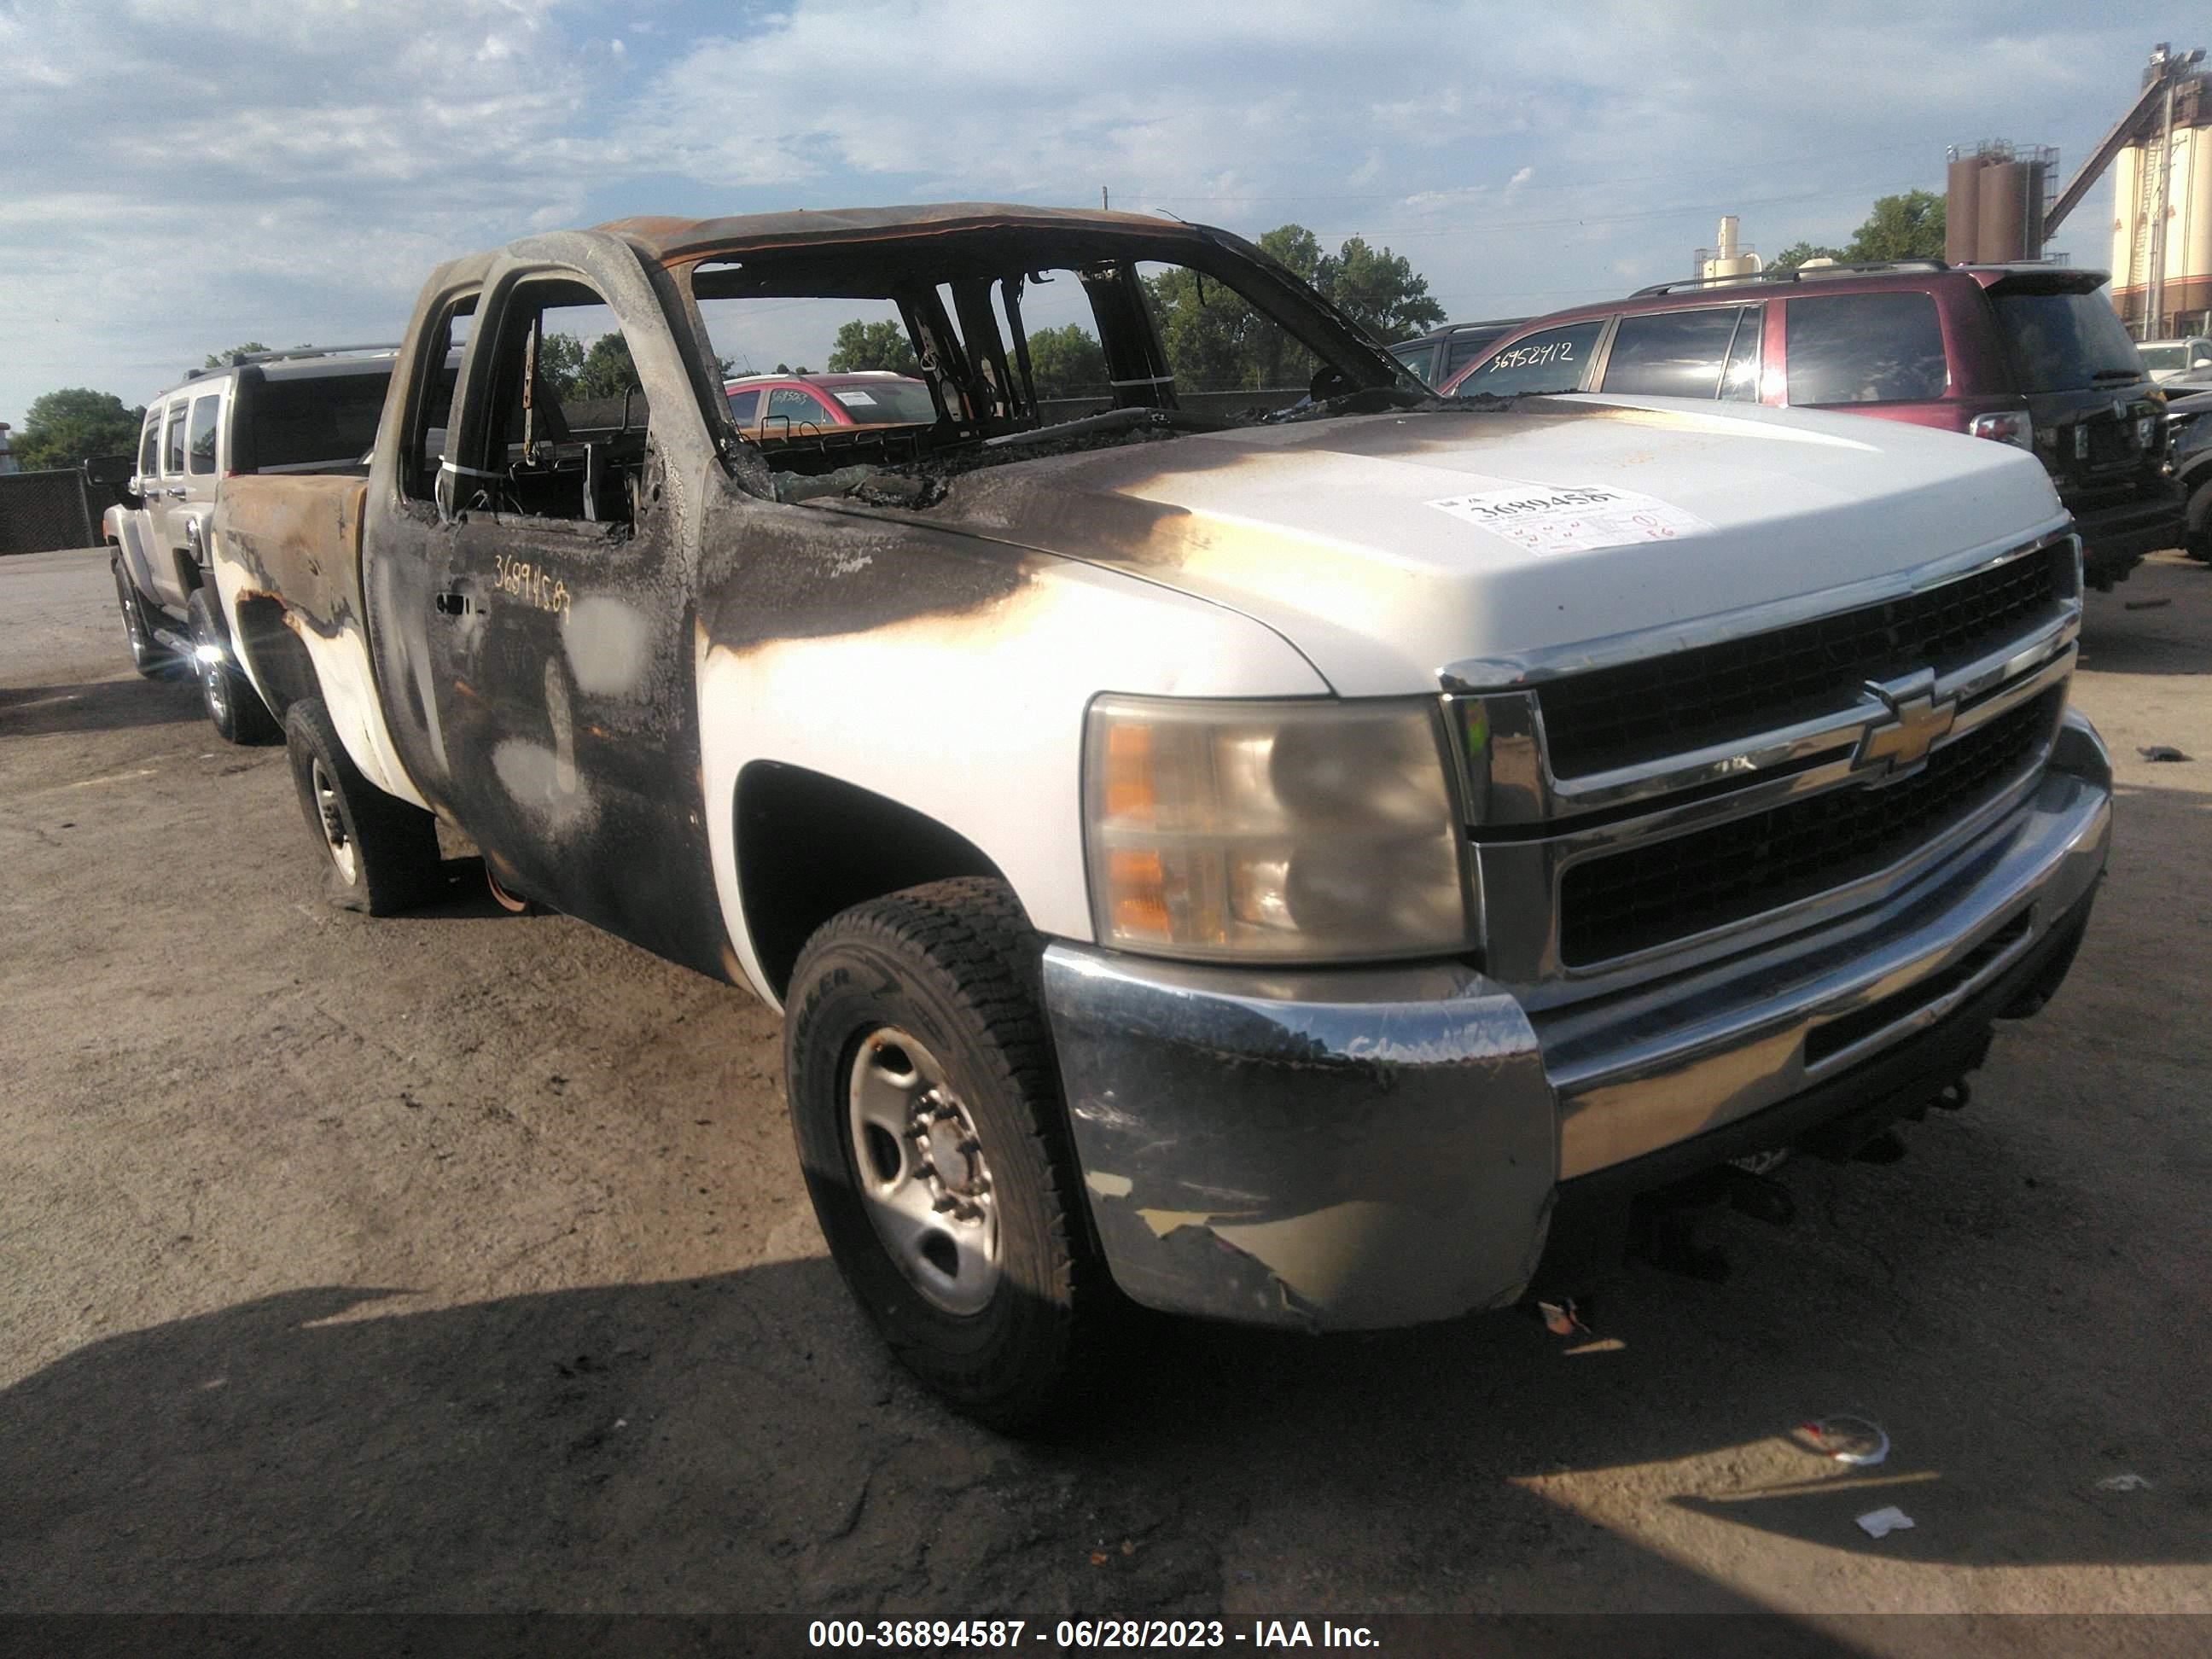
[0,1,2175,422]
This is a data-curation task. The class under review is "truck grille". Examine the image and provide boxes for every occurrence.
[1557,688,2060,966]
[1538,544,2067,777]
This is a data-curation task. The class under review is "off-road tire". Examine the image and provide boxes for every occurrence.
[283,697,444,915]
[111,555,169,678]
[784,877,1120,1433]
[188,589,280,745]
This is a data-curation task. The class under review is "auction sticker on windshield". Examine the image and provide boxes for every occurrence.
[1428,484,1713,554]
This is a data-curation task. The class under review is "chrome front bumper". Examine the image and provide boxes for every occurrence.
[1040,713,2112,1332]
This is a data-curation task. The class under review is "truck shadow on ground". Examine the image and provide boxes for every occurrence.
[0,1270,1860,1635]
[3,1079,2199,1621]
[0,677,204,738]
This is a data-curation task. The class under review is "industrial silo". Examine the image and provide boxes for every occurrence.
[1947,154,1984,262]
[2109,58,2212,335]
[1978,160,2030,262]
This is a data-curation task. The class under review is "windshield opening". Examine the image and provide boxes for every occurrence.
[682,237,1414,504]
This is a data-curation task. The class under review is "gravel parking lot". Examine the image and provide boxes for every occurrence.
[2,544,2207,1646]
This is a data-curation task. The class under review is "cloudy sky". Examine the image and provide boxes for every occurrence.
[0,1,2194,427]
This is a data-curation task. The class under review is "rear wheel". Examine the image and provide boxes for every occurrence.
[187,589,279,745]
[783,877,1121,1431]
[111,556,168,678]
[283,697,445,915]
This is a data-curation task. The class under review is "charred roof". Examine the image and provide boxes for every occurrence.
[591,202,1227,271]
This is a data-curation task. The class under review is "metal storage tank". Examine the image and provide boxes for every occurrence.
[1978,161,2029,262]
[2110,145,2140,285]
[2110,65,2212,335]
[1946,155,1983,262]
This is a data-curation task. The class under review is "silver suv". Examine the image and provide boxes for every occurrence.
[104,346,398,742]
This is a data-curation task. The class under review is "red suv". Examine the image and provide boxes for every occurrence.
[724,371,940,435]
[1439,260,2182,589]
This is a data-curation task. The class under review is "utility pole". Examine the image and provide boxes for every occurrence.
[1102,186,1110,212]
[2149,70,2177,336]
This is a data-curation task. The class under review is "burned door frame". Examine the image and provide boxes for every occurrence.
[364,237,731,975]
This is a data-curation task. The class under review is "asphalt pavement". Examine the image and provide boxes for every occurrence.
[2,544,2207,1650]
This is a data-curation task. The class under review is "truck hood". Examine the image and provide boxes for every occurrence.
[896,395,2069,696]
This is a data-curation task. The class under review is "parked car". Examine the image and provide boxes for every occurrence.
[725,370,942,434]
[207,204,2107,1429]
[1440,259,2183,589]
[2137,335,2212,382]
[1386,318,1531,387]
[2166,386,2212,562]
[102,346,403,742]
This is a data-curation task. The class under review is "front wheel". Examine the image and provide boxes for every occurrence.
[188,590,279,745]
[783,878,1121,1432]
[2184,477,2211,563]
[111,556,168,678]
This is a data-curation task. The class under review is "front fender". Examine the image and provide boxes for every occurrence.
[692,504,1327,1006]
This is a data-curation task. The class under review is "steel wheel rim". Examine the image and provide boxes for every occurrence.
[311,758,357,883]
[199,637,228,723]
[845,1025,1002,1315]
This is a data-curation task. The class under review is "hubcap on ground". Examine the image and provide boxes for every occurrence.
[846,1026,1001,1314]
[311,758,357,883]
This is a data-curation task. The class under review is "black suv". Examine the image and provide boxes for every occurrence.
[1388,317,1530,388]
[1442,262,2183,588]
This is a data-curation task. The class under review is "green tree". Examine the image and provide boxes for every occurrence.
[573,332,639,399]
[1771,242,1845,271]
[1145,262,1302,391]
[1313,235,1445,342]
[827,318,919,374]
[536,333,587,399]
[1022,323,1108,398]
[14,388,144,471]
[1771,190,1946,273]
[202,341,318,368]
[1256,224,1323,283]
[1142,223,1443,392]
[1845,189,1946,262]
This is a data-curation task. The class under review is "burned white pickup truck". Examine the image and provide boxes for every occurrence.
[207,205,2111,1427]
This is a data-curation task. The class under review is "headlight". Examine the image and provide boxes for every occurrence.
[1083,695,1470,962]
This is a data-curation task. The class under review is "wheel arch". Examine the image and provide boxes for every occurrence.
[230,594,323,720]
[735,760,1010,1001]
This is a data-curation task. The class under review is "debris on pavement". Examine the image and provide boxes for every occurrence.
[2138,745,2192,762]
[1856,1505,1916,1539]
[2122,597,2172,610]
[1537,1299,1590,1338]
[1800,1414,1890,1467]
[2095,1473,2151,1492]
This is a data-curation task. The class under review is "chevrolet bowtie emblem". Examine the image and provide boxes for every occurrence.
[1854,670,1955,782]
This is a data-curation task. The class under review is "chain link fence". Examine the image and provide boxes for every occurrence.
[0,456,135,555]
[0,468,97,556]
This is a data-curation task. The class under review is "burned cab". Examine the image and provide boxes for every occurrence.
[210,206,2110,1429]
